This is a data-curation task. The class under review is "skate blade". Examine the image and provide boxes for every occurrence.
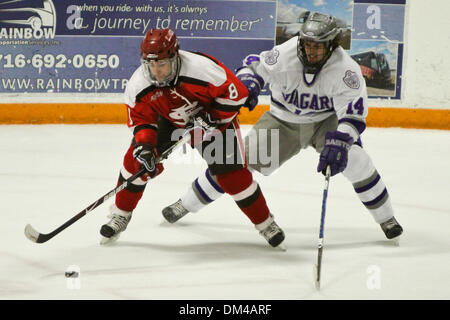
[100,234,120,245]
[390,237,400,246]
[276,243,287,251]
[159,218,173,226]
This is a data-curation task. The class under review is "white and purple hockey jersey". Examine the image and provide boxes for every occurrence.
[236,36,368,142]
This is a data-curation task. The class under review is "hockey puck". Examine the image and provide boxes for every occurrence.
[65,271,79,278]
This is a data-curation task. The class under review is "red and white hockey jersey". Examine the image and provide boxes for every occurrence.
[124,50,248,145]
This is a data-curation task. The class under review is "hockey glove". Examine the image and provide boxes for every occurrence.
[133,143,162,178]
[237,73,262,111]
[185,113,220,145]
[317,131,354,177]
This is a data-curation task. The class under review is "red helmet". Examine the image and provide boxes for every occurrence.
[140,28,179,61]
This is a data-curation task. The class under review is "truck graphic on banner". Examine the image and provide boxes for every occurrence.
[351,51,394,89]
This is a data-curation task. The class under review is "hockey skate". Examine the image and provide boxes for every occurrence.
[162,199,190,223]
[256,215,286,250]
[100,205,132,245]
[380,216,403,240]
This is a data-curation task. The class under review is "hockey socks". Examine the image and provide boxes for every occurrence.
[181,169,224,212]
[343,145,395,224]
[352,169,395,224]
[179,168,271,224]
[115,145,149,212]
[216,168,270,225]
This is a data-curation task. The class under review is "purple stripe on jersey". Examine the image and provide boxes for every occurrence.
[194,178,213,203]
[303,71,319,87]
[205,169,224,194]
[339,118,367,134]
[354,174,381,193]
[362,188,387,207]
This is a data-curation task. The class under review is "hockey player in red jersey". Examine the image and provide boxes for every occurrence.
[99,29,285,248]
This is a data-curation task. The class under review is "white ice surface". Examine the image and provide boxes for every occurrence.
[0,125,449,300]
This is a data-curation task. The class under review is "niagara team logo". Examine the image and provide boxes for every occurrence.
[264,48,279,66]
[0,0,56,40]
[343,70,360,90]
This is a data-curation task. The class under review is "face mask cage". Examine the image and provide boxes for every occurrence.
[141,55,179,87]
[297,37,334,74]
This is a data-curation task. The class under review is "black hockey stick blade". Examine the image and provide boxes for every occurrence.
[25,222,66,244]
[24,206,90,244]
[24,133,191,244]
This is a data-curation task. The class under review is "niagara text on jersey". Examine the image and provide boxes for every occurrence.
[124,50,248,145]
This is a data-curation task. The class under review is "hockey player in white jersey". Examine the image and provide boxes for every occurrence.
[162,12,403,240]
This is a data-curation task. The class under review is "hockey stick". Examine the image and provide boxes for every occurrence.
[314,165,331,290]
[24,133,191,244]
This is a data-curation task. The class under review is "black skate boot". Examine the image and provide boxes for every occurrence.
[100,205,132,244]
[380,217,403,239]
[256,215,285,249]
[162,199,190,223]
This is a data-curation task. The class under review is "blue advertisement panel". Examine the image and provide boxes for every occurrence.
[0,0,405,99]
[0,0,276,93]
[350,0,405,99]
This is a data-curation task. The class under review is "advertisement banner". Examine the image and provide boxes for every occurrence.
[0,0,406,99]
[0,0,276,93]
